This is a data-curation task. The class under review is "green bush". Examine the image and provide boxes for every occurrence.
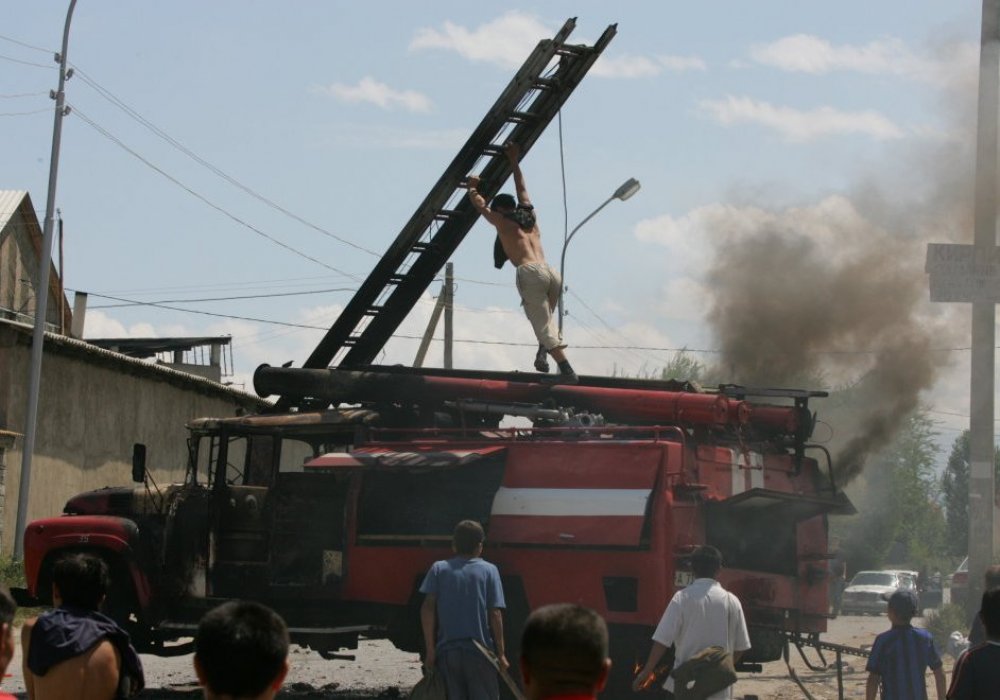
[0,557,25,588]
[924,603,971,654]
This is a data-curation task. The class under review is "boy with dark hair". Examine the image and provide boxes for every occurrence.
[520,604,611,700]
[194,601,290,700]
[948,588,1000,699]
[420,519,507,700]
[865,589,945,700]
[634,546,751,699]
[22,552,144,700]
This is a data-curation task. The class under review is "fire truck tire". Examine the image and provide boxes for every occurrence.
[497,579,529,700]
[605,624,660,700]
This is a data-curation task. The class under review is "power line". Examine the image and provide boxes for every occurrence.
[0,33,52,54]
[69,66,380,257]
[0,107,50,117]
[0,53,54,70]
[68,103,364,281]
[83,286,357,308]
[0,91,48,98]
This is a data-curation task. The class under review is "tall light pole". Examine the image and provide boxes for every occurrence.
[558,178,641,334]
[14,0,78,560]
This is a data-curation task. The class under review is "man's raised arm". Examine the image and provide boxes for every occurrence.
[467,175,502,226]
[505,142,531,207]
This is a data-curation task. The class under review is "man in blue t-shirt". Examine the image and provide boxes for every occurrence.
[865,589,946,700]
[420,520,507,700]
[948,588,1000,699]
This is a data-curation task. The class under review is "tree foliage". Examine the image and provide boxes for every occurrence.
[834,410,947,574]
[939,430,1000,558]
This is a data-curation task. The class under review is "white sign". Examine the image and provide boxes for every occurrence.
[926,243,1000,303]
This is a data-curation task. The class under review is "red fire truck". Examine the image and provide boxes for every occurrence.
[14,18,855,697]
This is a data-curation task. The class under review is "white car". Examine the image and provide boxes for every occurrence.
[840,571,903,615]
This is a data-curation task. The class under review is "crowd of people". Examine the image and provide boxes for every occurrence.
[1,538,998,699]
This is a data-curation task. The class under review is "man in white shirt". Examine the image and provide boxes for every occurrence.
[632,546,751,699]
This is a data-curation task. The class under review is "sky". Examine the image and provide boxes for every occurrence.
[2,1,989,459]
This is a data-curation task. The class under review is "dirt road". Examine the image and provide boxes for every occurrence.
[0,613,956,699]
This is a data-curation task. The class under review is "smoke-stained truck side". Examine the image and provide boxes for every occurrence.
[16,365,854,695]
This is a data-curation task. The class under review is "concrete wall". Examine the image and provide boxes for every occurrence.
[0,323,265,555]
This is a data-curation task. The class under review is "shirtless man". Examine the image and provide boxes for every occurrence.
[468,142,578,384]
[22,553,143,700]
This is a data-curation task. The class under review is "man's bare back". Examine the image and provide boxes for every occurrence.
[495,217,545,268]
[22,618,121,700]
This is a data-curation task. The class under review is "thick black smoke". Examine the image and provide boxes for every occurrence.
[701,37,977,481]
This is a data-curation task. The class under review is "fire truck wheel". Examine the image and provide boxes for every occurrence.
[605,625,662,700]
[102,555,151,646]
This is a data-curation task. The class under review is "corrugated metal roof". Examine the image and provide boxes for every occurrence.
[0,190,29,232]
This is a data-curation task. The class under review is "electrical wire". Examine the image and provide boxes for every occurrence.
[85,286,358,308]
[70,66,380,258]
[0,107,50,117]
[0,33,52,54]
[0,53,54,70]
[0,91,48,98]
[68,103,364,281]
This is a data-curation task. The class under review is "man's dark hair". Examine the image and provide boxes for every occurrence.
[453,520,485,556]
[195,601,289,698]
[521,604,608,694]
[0,586,16,627]
[984,565,1000,590]
[980,588,1000,639]
[691,546,723,579]
[53,552,109,610]
[492,193,516,211]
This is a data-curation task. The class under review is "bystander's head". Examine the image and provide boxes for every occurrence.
[691,546,723,580]
[194,601,290,700]
[980,588,1000,640]
[984,565,1000,591]
[52,552,109,610]
[885,589,919,625]
[452,520,485,557]
[521,604,611,700]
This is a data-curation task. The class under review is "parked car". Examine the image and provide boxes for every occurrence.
[841,570,903,615]
[951,556,969,607]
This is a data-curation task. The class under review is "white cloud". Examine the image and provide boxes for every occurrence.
[658,55,708,72]
[698,95,905,142]
[591,54,706,79]
[82,311,158,339]
[322,124,468,150]
[658,277,709,322]
[749,34,976,87]
[635,195,889,268]
[410,12,550,69]
[314,77,432,113]
[410,12,702,81]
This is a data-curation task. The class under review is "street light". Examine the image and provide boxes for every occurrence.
[557,177,641,334]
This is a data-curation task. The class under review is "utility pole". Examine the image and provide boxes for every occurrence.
[414,263,455,369]
[444,262,454,369]
[969,0,999,612]
[14,0,78,560]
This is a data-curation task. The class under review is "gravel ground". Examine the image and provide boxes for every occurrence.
[0,613,957,699]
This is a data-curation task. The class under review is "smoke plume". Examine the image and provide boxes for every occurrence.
[701,40,976,481]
